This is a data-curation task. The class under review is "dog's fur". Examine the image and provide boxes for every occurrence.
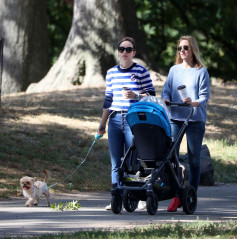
[20,169,51,207]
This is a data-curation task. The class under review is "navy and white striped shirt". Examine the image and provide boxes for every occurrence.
[104,63,155,111]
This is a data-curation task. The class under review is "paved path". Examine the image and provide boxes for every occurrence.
[0,184,237,237]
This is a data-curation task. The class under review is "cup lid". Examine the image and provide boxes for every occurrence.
[177,85,186,90]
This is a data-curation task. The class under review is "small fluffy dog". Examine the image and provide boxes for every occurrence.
[20,169,51,207]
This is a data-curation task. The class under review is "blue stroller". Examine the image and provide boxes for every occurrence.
[110,96,197,215]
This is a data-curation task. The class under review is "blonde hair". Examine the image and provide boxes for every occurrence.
[175,35,206,69]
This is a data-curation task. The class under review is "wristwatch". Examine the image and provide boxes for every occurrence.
[135,93,141,100]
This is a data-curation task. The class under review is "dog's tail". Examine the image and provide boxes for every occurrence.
[43,169,50,183]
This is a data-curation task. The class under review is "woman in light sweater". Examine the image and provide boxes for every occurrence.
[162,35,210,212]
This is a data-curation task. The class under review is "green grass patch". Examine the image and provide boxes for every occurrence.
[4,221,236,239]
[204,138,237,183]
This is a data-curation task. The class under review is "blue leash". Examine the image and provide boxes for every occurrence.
[47,133,103,189]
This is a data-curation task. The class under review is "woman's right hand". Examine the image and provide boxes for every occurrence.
[97,123,106,135]
[162,99,170,105]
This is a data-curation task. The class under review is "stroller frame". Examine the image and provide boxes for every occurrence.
[111,102,197,215]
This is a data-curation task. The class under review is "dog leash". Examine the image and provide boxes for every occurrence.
[47,133,103,189]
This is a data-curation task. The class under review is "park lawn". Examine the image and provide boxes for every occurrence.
[0,80,236,197]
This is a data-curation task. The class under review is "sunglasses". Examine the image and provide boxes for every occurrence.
[118,46,134,53]
[177,45,189,51]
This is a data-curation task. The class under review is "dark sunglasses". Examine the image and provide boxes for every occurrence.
[177,45,189,51]
[118,46,134,53]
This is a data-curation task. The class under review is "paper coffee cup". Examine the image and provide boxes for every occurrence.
[177,85,188,99]
[122,87,130,99]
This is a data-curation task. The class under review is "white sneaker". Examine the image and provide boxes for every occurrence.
[105,203,111,210]
[137,201,146,210]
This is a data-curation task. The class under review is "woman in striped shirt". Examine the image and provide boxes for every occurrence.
[97,37,155,210]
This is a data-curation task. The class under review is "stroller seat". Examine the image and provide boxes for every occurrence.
[133,124,171,162]
[126,100,172,164]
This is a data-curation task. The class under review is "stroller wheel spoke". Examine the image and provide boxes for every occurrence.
[123,190,138,212]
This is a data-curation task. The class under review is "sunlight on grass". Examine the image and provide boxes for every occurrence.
[36,220,237,239]
[180,136,236,163]
[203,138,237,162]
[0,83,236,196]
[179,137,237,183]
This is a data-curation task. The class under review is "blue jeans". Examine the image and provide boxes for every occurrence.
[108,112,134,184]
[171,120,205,191]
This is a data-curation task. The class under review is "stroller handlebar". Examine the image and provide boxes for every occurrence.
[166,101,191,107]
[166,101,194,122]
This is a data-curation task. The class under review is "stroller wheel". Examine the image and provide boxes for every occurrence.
[146,194,158,215]
[111,195,122,214]
[182,186,197,215]
[123,190,139,212]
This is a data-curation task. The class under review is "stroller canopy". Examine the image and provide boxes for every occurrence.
[126,97,171,137]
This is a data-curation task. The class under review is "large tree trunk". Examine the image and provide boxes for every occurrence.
[27,0,155,93]
[0,0,50,95]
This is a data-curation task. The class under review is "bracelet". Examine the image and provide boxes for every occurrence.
[136,93,141,101]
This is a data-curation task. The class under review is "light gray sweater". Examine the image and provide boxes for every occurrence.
[161,63,210,123]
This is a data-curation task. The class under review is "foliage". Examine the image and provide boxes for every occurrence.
[45,0,236,81]
[47,0,73,64]
[135,0,237,82]
[50,200,80,211]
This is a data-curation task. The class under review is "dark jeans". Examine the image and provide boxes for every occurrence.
[171,120,205,191]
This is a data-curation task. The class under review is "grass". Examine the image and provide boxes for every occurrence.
[3,221,237,239]
[179,137,237,184]
[0,81,236,198]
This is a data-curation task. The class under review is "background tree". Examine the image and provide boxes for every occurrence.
[1,0,236,95]
[135,0,237,82]
[26,0,156,93]
[0,0,50,95]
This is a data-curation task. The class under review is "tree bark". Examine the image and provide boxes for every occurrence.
[0,0,50,95]
[27,0,155,93]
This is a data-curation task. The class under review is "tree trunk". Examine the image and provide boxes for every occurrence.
[0,0,50,95]
[27,0,155,93]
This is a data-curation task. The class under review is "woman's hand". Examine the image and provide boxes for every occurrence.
[162,99,170,105]
[183,98,200,107]
[123,90,137,99]
[97,123,106,135]
[183,97,192,104]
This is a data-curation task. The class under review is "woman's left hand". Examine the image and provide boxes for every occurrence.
[123,90,137,99]
[183,97,192,104]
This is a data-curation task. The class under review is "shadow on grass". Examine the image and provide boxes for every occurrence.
[0,84,236,197]
[212,158,237,183]
[2,87,105,121]
[0,87,111,196]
